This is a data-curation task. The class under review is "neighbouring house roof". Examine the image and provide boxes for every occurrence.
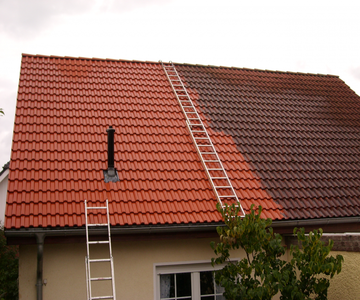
[5,54,360,230]
[0,161,10,179]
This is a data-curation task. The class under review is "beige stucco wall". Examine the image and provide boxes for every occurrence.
[19,235,246,300]
[19,243,88,300]
[19,236,359,300]
[328,251,360,300]
[282,248,360,300]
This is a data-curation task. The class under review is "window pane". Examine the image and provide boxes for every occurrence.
[176,273,192,297]
[200,271,214,295]
[201,296,215,300]
[160,274,175,298]
[216,295,225,300]
[215,282,225,294]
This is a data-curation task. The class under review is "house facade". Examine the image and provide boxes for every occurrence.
[5,54,360,299]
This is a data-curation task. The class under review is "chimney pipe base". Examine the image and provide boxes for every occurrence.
[103,169,120,183]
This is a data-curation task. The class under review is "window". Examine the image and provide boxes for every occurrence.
[200,271,224,300]
[155,261,226,300]
[160,272,192,300]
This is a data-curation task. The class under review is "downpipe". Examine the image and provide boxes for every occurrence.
[35,233,45,300]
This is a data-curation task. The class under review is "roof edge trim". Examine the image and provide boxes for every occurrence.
[5,216,360,238]
[5,222,223,238]
[272,216,360,228]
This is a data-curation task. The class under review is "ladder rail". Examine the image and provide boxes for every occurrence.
[106,200,117,300]
[161,61,245,216]
[85,200,93,300]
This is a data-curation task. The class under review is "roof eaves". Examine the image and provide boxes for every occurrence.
[4,222,224,238]
[5,216,360,239]
[272,216,360,229]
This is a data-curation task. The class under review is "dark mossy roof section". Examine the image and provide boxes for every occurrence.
[176,63,360,220]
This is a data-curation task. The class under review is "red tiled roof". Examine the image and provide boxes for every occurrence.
[5,54,360,229]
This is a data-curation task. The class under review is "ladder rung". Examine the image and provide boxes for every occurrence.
[89,258,111,263]
[200,152,216,155]
[86,206,107,210]
[91,296,114,300]
[207,168,223,170]
[88,241,110,244]
[192,130,206,133]
[211,177,228,179]
[88,223,108,227]
[91,277,112,281]
[219,195,237,198]
[215,186,232,188]
[204,160,219,162]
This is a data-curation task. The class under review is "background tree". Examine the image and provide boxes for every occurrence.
[0,225,18,300]
[211,204,343,300]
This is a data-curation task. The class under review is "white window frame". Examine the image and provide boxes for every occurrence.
[153,259,239,300]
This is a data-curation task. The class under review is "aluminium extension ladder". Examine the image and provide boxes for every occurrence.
[85,199,116,300]
[161,61,245,215]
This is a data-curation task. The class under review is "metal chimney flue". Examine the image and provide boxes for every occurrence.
[107,126,115,176]
[104,126,119,182]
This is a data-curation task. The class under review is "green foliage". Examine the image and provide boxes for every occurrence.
[281,228,344,300]
[0,108,4,116]
[211,204,343,300]
[0,225,18,300]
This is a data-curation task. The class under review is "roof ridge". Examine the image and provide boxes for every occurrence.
[21,53,160,65]
[21,53,339,78]
[172,61,339,78]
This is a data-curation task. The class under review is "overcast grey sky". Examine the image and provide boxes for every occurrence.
[1,0,360,168]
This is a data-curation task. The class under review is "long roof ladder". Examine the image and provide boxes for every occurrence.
[161,61,245,215]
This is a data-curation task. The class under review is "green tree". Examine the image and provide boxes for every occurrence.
[211,204,343,300]
[0,225,18,300]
